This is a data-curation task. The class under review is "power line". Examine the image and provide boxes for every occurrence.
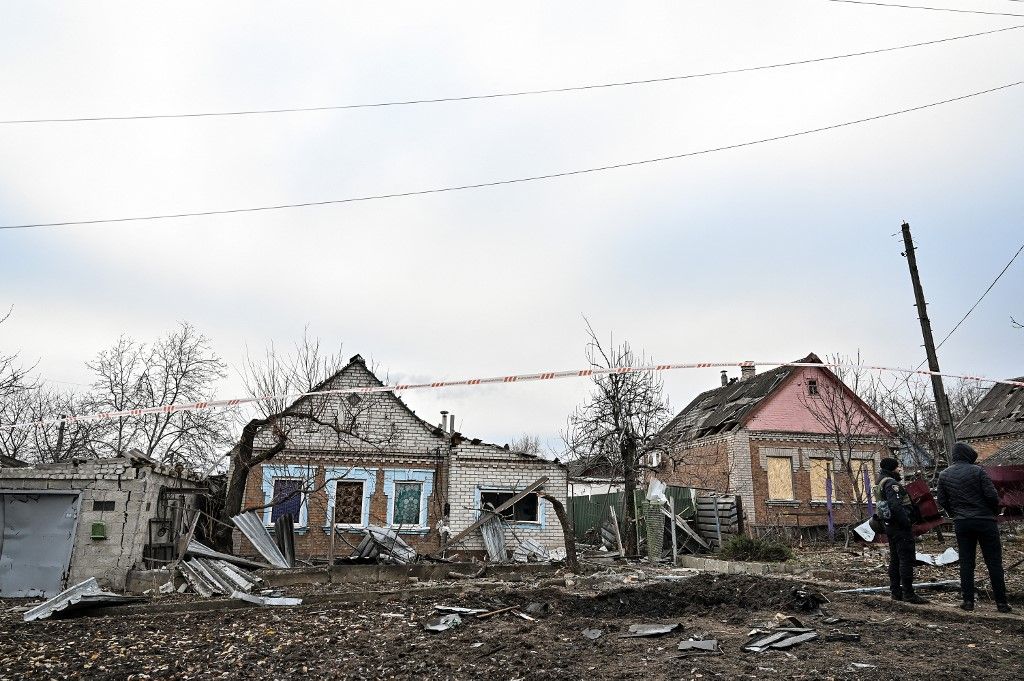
[1,79,1020,231]
[1,25,1021,125]
[932,240,1024,354]
[825,0,1024,16]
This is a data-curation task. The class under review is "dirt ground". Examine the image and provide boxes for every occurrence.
[2,564,1023,681]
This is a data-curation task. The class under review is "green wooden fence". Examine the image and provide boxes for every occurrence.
[568,485,695,546]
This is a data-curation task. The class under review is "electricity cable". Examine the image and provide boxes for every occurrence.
[1,80,1020,231]
[919,240,1024,369]
[0,25,1021,125]
[824,0,1024,17]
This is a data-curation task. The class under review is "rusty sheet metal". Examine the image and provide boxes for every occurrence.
[0,491,81,598]
[231,512,290,568]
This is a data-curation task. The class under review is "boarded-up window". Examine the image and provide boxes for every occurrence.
[852,460,874,502]
[393,482,423,525]
[767,457,794,500]
[480,491,540,522]
[270,478,302,524]
[810,459,831,501]
[334,481,364,525]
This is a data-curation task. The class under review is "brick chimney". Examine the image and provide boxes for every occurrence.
[740,361,756,381]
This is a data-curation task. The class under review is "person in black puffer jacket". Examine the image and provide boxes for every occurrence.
[936,442,1011,613]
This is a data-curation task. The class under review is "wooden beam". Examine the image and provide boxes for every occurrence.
[439,477,548,551]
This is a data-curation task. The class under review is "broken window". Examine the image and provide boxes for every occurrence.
[334,480,364,525]
[767,457,794,501]
[393,482,423,525]
[479,490,540,522]
[270,478,303,524]
[807,379,819,396]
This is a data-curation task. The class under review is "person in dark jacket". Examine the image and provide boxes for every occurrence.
[936,442,1011,613]
[874,458,927,604]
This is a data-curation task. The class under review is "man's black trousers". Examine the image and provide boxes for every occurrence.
[954,518,1008,604]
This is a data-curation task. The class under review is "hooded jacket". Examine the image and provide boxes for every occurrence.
[936,443,1000,521]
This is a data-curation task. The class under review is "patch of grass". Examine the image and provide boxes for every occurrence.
[719,535,794,563]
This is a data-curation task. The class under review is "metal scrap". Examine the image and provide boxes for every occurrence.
[480,516,507,562]
[745,630,819,652]
[231,590,302,607]
[186,539,271,570]
[363,525,417,564]
[231,511,291,568]
[512,538,548,563]
[620,623,680,638]
[677,639,721,656]
[23,578,146,622]
[424,613,462,632]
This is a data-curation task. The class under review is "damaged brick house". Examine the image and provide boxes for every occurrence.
[237,355,567,560]
[957,375,1024,464]
[652,355,897,533]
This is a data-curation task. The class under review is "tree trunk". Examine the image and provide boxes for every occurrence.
[215,417,278,552]
[541,493,580,574]
[621,434,639,556]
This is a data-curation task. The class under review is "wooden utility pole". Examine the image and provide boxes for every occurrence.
[900,222,957,459]
[55,415,66,458]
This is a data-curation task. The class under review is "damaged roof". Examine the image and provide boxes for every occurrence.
[655,354,819,446]
[957,377,1024,440]
[985,440,1024,466]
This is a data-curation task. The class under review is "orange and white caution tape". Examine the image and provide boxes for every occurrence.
[3,360,1022,431]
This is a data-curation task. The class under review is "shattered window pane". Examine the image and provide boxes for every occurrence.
[393,482,422,525]
[480,491,539,522]
[334,481,364,525]
[270,478,302,524]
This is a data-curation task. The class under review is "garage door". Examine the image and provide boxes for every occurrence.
[0,492,80,597]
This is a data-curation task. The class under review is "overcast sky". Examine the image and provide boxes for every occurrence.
[1,1,1022,450]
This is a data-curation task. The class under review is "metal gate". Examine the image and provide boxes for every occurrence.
[0,492,81,597]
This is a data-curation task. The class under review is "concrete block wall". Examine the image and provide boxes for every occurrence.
[0,459,199,591]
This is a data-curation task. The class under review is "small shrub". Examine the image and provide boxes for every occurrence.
[719,535,794,563]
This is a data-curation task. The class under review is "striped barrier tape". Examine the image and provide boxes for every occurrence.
[3,360,1022,431]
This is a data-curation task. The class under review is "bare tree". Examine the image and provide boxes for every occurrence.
[565,322,671,555]
[0,386,95,464]
[218,332,399,551]
[82,323,233,468]
[509,433,544,458]
[0,307,36,407]
[865,373,984,479]
[796,353,893,519]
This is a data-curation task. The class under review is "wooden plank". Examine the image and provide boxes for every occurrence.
[663,507,710,550]
[669,498,678,565]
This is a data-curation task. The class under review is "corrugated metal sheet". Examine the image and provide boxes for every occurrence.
[187,539,271,570]
[959,378,1024,439]
[231,511,290,568]
[23,577,145,621]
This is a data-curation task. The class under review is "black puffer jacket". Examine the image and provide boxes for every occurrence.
[936,443,1000,521]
